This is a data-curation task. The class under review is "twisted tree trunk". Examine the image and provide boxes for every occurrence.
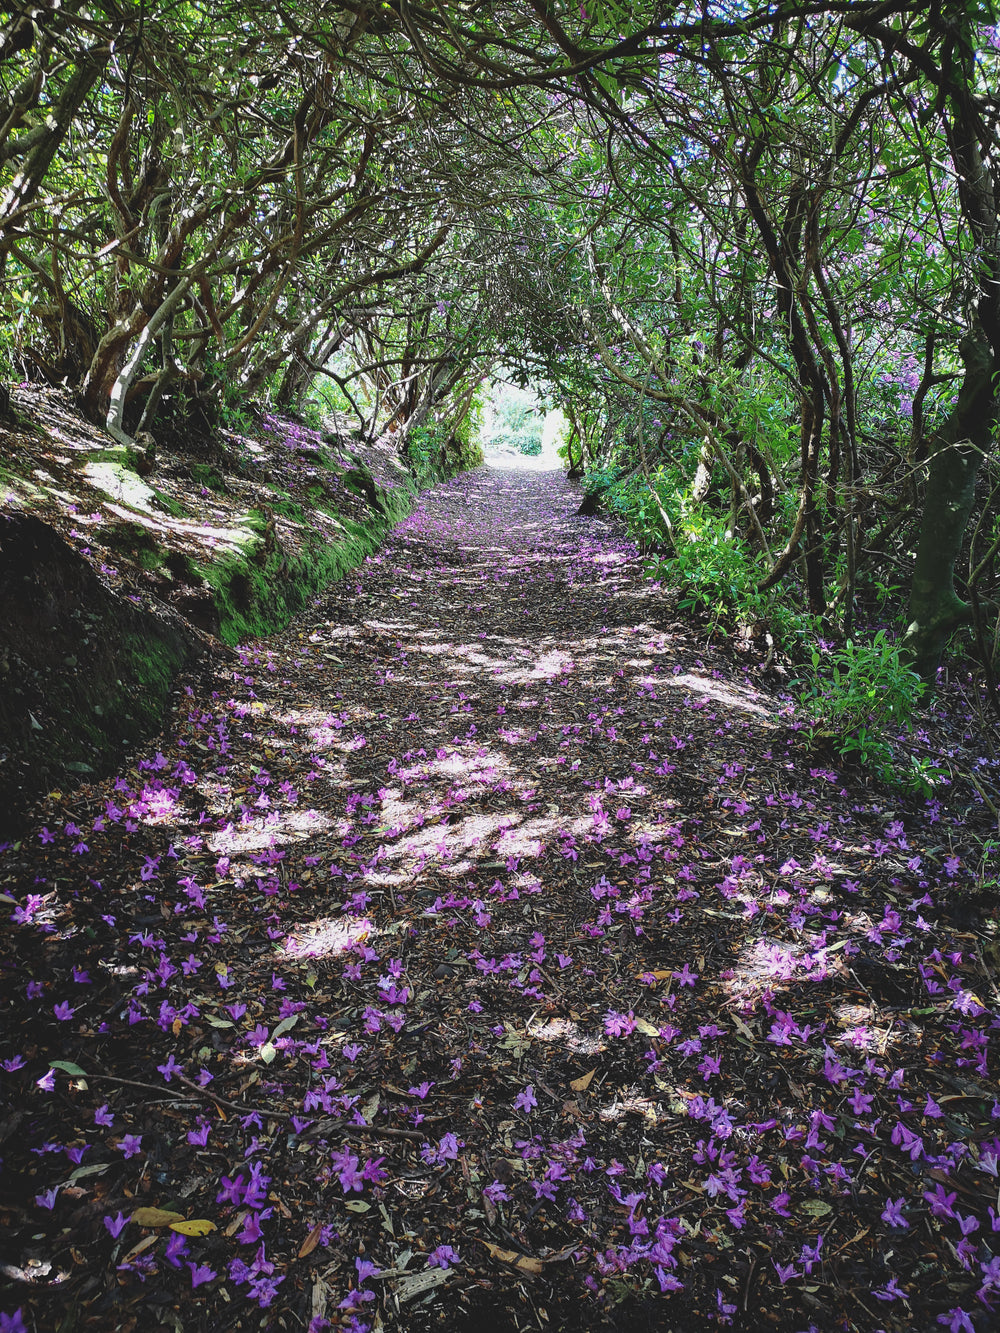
[904,330,996,682]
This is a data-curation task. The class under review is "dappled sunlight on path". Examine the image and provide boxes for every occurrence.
[2,464,998,1333]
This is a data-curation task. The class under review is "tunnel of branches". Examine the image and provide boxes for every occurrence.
[2,2,1000,686]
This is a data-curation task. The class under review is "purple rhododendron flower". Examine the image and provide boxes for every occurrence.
[165,1232,188,1267]
[514,1085,537,1112]
[427,1245,460,1269]
[937,1310,974,1333]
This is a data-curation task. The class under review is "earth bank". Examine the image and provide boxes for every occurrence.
[0,388,477,831]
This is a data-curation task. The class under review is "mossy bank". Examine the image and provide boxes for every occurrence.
[0,390,480,830]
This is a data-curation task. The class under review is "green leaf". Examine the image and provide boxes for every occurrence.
[50,1061,89,1078]
[68,1162,111,1183]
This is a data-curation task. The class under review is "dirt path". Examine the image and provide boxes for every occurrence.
[1,465,997,1333]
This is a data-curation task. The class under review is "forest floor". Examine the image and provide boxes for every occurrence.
[2,462,1000,1333]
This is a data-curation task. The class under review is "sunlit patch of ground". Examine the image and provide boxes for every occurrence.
[279,915,375,961]
[666,672,777,720]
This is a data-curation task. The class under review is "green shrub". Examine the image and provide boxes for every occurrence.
[801,630,925,733]
[796,630,941,792]
[487,383,544,455]
[405,417,481,484]
[453,390,485,467]
[646,502,781,639]
[581,463,623,500]
[405,422,446,483]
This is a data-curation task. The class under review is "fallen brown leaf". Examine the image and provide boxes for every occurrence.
[482,1241,543,1274]
[298,1222,323,1259]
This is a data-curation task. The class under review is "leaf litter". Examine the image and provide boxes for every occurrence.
[2,464,1000,1332]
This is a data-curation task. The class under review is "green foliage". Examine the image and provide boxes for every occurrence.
[600,460,805,647]
[216,399,257,437]
[581,463,624,500]
[405,416,481,486]
[666,509,758,634]
[796,631,941,792]
[802,630,925,733]
[454,387,485,459]
[191,463,226,493]
[483,382,544,455]
[728,370,799,469]
[297,398,327,432]
[979,838,1000,898]
[299,377,356,432]
[614,476,675,549]
[648,501,811,647]
[405,422,449,485]
[899,753,950,799]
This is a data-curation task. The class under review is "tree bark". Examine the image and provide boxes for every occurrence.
[904,330,996,681]
[106,276,195,441]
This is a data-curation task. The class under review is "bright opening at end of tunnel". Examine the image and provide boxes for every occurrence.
[479,374,566,471]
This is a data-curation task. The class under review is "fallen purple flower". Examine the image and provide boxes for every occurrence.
[881,1197,908,1229]
[427,1245,460,1269]
[514,1084,537,1113]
